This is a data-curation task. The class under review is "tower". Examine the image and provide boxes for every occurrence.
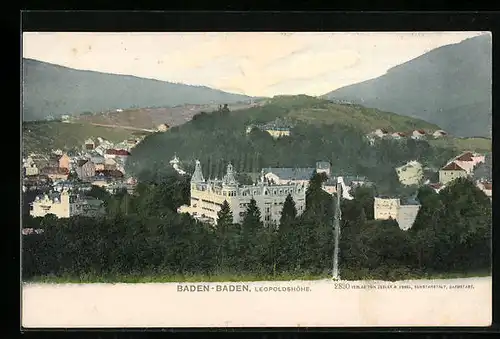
[191,160,205,184]
[222,162,237,186]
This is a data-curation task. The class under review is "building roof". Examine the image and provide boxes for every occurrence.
[76,159,89,167]
[428,182,444,189]
[263,167,315,181]
[106,149,131,156]
[455,152,474,162]
[441,162,466,171]
[482,183,492,190]
[415,129,426,134]
[41,167,69,175]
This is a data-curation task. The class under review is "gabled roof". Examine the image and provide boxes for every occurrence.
[441,162,466,171]
[76,159,89,167]
[455,152,474,162]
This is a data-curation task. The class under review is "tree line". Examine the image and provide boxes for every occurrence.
[22,172,491,282]
[126,105,457,197]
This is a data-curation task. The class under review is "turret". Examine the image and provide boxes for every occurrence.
[191,160,205,183]
[222,162,237,186]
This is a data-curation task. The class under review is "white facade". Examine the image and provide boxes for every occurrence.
[374,197,420,231]
[30,189,104,219]
[178,161,306,226]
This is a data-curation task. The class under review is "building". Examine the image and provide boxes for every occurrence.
[411,129,427,140]
[262,167,315,186]
[40,167,69,181]
[246,120,292,139]
[83,138,96,150]
[395,160,423,186]
[75,159,96,181]
[178,161,307,226]
[322,175,371,196]
[61,115,71,123]
[316,161,331,177]
[373,128,389,138]
[29,189,105,219]
[452,151,485,174]
[439,162,468,185]
[391,132,405,140]
[433,130,447,138]
[374,196,421,231]
[58,153,71,171]
[156,123,170,132]
[476,181,492,199]
[473,152,492,183]
[264,126,291,139]
[104,149,131,159]
[427,182,446,193]
[23,157,39,176]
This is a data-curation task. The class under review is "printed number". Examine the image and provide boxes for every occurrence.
[334,283,350,289]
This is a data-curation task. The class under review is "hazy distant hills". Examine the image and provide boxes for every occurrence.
[324,35,492,137]
[22,58,253,121]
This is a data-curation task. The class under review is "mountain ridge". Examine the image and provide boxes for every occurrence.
[22,58,254,121]
[323,34,492,137]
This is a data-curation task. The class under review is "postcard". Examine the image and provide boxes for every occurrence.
[21,31,492,328]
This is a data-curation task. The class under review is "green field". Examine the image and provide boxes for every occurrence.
[22,121,141,155]
[429,137,491,153]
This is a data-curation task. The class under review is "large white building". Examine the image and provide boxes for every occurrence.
[178,160,307,226]
[29,188,105,219]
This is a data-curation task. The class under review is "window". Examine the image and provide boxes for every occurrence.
[279,189,283,194]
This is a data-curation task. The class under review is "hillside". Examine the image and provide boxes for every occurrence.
[22,58,253,121]
[73,102,264,130]
[126,95,481,194]
[323,34,492,137]
[22,121,146,155]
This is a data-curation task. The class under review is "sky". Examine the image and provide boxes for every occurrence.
[23,32,485,97]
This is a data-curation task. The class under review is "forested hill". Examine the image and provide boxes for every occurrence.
[324,34,492,138]
[22,58,252,121]
[126,95,455,195]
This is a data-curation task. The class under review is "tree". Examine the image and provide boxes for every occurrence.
[242,198,262,236]
[279,194,297,230]
[217,200,233,233]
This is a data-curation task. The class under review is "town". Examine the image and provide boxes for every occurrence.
[23,119,492,236]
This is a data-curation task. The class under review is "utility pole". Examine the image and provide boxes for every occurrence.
[332,177,342,280]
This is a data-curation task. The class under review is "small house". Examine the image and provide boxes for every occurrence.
[411,129,427,140]
[432,130,447,138]
[439,162,467,185]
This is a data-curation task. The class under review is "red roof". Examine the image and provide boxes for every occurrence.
[106,149,130,156]
[456,152,474,161]
[395,132,405,136]
[429,183,443,189]
[415,129,426,134]
[441,162,466,171]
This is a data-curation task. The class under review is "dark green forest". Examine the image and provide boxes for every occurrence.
[126,102,456,197]
[22,173,491,282]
